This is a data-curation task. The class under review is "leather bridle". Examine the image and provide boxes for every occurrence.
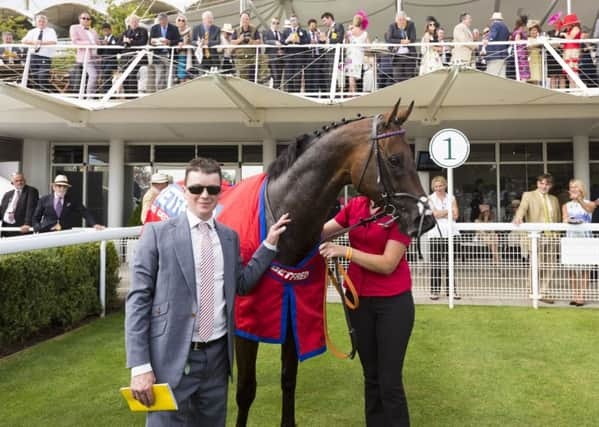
[335,114,433,256]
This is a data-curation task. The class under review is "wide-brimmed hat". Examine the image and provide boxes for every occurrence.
[151,173,169,184]
[527,19,541,31]
[562,13,580,27]
[490,12,503,21]
[53,174,71,187]
[221,23,234,33]
[547,11,562,26]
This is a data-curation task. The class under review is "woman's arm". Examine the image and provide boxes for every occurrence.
[321,218,344,240]
[319,239,407,275]
[452,198,459,221]
[579,199,596,213]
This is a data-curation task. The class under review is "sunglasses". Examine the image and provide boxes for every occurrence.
[81,17,91,20]
[177,18,186,22]
[187,184,221,195]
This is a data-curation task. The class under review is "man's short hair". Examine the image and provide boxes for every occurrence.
[460,12,470,22]
[185,158,222,184]
[101,23,112,30]
[2,31,13,37]
[321,12,334,21]
[79,11,91,19]
[537,173,553,184]
[35,14,48,22]
[157,12,168,20]
[202,11,214,20]
[307,18,317,26]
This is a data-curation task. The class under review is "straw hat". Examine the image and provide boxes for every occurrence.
[53,175,72,187]
[490,12,503,21]
[221,23,234,34]
[150,173,169,184]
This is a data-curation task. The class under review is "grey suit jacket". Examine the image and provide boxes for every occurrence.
[125,213,276,389]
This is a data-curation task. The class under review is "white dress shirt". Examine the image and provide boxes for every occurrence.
[427,192,460,237]
[22,27,58,58]
[3,189,20,224]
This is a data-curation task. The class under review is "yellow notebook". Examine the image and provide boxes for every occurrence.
[120,383,178,412]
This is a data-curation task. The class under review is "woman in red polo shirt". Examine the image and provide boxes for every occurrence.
[320,196,413,427]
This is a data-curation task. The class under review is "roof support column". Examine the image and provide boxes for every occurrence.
[573,135,590,195]
[108,138,124,227]
[22,139,50,193]
[262,137,276,169]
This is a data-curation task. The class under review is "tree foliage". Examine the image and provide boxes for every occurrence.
[0,15,30,40]
[91,0,155,36]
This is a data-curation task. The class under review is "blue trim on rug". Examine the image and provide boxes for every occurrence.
[258,177,268,242]
[235,329,283,344]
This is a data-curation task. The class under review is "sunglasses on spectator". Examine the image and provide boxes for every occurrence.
[81,16,91,20]
[272,21,279,24]
[177,18,186,22]
[187,184,221,195]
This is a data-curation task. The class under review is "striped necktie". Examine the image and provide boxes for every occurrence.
[196,222,215,341]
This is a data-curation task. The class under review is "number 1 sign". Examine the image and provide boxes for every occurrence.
[428,128,469,309]
[429,128,470,168]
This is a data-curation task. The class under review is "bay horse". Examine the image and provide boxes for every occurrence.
[235,99,436,427]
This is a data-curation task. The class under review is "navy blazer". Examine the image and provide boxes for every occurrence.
[282,27,310,57]
[191,24,221,58]
[386,21,417,53]
[32,193,97,232]
[97,33,120,56]
[262,29,284,55]
[0,185,39,227]
[149,23,180,56]
[325,22,345,44]
[486,20,510,59]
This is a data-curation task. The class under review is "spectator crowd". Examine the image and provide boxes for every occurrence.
[1,9,598,96]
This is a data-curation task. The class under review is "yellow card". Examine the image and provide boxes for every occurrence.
[120,383,178,412]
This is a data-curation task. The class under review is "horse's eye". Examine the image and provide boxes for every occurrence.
[388,155,402,167]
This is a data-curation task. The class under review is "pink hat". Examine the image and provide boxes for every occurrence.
[356,10,369,30]
[547,11,562,26]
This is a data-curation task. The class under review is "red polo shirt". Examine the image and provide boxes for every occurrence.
[334,196,412,297]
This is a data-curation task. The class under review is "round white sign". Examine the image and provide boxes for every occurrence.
[429,129,470,168]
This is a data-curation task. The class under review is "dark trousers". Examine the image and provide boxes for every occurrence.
[146,336,228,427]
[198,55,220,74]
[29,54,52,92]
[284,56,303,92]
[430,237,459,295]
[99,57,118,93]
[304,53,326,94]
[268,55,284,89]
[349,291,414,427]
[391,55,416,84]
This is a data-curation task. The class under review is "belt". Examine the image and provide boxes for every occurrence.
[190,335,225,351]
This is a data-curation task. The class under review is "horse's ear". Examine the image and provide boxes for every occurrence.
[384,98,401,128]
[394,100,414,127]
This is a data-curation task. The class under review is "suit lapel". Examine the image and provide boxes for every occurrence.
[214,222,235,312]
[173,214,197,296]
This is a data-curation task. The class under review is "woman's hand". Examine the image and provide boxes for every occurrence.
[319,242,347,259]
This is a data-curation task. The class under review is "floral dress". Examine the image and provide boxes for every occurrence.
[345,31,368,79]
[512,27,530,80]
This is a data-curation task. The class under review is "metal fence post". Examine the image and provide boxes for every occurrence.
[100,240,106,317]
[79,48,89,99]
[329,44,341,101]
[254,46,259,84]
[530,231,540,309]
[167,48,174,89]
[21,48,32,87]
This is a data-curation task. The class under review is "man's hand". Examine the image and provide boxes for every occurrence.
[131,371,156,407]
[94,224,106,230]
[513,217,523,225]
[265,213,291,246]
[20,225,31,234]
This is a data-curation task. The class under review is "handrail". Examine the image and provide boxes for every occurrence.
[454,222,599,232]
[0,226,141,255]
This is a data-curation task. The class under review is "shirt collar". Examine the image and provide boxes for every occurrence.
[186,209,215,230]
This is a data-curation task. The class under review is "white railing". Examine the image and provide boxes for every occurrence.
[1,222,597,313]
[1,38,597,103]
[0,226,142,316]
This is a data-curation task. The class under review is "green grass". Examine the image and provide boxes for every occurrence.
[1,305,598,426]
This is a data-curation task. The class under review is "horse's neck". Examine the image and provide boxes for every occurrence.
[266,135,355,265]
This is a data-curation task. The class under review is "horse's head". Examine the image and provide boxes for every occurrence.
[350,99,436,237]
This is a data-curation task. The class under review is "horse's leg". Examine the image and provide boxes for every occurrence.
[235,336,259,427]
[281,319,299,427]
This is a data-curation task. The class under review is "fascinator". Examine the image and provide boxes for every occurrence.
[356,10,369,30]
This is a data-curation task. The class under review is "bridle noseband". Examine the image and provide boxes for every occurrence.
[352,114,434,257]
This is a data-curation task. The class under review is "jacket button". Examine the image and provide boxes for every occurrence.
[191,312,196,317]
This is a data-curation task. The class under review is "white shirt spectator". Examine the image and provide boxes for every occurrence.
[22,27,58,58]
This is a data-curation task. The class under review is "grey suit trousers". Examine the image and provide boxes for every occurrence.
[146,337,228,427]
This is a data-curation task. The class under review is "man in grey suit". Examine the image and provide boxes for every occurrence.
[126,157,290,426]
